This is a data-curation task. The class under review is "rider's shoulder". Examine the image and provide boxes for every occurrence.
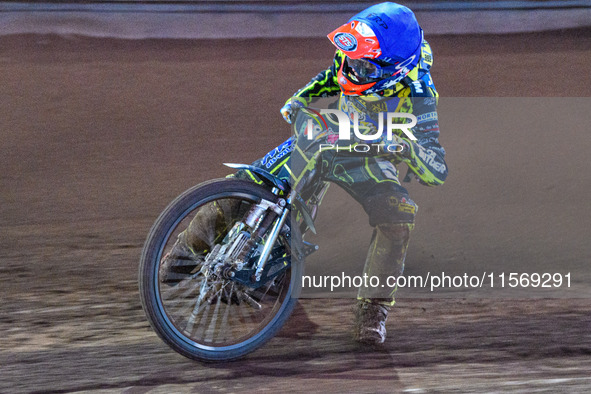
[404,77,437,98]
[380,78,435,98]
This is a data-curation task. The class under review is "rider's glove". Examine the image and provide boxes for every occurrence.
[280,97,306,124]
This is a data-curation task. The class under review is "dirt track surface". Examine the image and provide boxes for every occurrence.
[1,30,591,393]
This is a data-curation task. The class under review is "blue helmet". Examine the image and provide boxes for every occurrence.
[327,2,423,95]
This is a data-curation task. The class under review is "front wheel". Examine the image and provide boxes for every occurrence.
[139,178,299,361]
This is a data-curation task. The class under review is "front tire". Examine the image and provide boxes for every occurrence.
[139,178,299,361]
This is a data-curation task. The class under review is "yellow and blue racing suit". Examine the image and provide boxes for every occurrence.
[246,40,448,304]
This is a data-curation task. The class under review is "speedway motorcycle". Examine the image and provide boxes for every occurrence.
[139,109,330,361]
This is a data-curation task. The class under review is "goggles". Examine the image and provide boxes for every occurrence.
[343,56,408,84]
[345,58,385,80]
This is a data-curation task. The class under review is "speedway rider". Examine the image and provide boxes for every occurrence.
[163,2,448,345]
[275,2,448,344]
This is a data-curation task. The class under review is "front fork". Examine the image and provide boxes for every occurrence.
[253,192,291,282]
[224,187,316,283]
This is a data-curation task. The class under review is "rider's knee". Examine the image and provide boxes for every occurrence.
[362,184,418,227]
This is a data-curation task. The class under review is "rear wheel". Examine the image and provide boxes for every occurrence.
[139,178,299,361]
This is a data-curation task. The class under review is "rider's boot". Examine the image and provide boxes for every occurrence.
[353,299,391,344]
[354,223,412,344]
[160,199,239,284]
[160,240,200,284]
